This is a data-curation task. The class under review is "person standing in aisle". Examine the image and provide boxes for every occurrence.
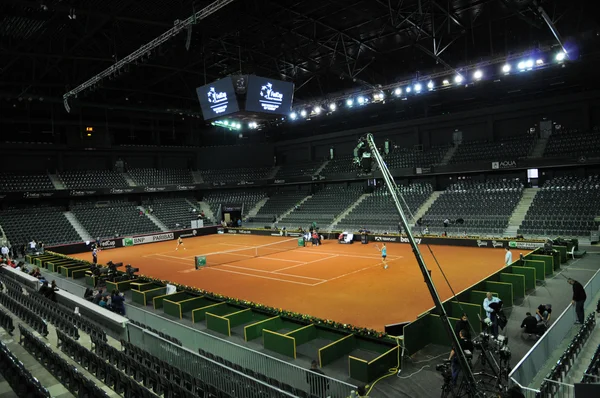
[568,278,586,324]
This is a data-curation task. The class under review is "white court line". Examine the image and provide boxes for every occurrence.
[273,255,339,272]
[217,264,324,281]
[204,268,320,286]
[312,257,404,286]
[310,250,404,260]
[217,243,257,248]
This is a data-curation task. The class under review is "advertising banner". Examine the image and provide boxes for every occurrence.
[245,75,294,115]
[196,77,240,120]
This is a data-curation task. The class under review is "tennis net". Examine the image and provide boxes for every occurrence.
[202,238,299,267]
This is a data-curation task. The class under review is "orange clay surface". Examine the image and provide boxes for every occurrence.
[71,234,506,331]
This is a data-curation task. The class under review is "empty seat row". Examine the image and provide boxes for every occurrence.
[128,320,182,346]
[0,291,48,336]
[142,197,202,230]
[199,167,271,183]
[275,159,325,179]
[0,206,81,246]
[20,326,110,398]
[128,168,194,186]
[451,136,535,164]
[544,127,600,158]
[0,172,54,192]
[0,340,50,397]
[0,307,15,335]
[59,170,129,189]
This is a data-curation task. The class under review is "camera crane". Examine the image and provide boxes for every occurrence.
[354,134,483,397]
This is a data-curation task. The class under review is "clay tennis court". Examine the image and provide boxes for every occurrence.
[71,234,505,331]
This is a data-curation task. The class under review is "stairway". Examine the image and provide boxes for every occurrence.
[564,323,600,386]
[276,195,312,223]
[48,174,65,190]
[138,206,169,232]
[63,211,92,241]
[439,145,459,166]
[503,188,539,237]
[267,166,280,180]
[529,137,549,158]
[197,201,216,223]
[329,193,370,230]
[122,173,137,187]
[247,197,269,217]
[191,170,204,184]
[412,191,443,223]
[313,160,329,176]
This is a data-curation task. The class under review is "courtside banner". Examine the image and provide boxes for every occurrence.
[123,233,175,246]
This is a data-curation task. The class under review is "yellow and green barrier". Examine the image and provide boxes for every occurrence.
[85,271,97,287]
[244,316,282,341]
[163,295,204,319]
[529,254,555,273]
[47,259,76,272]
[349,344,400,383]
[469,290,498,306]
[263,329,297,359]
[132,286,167,306]
[510,266,536,291]
[61,264,89,278]
[192,302,229,323]
[318,334,355,367]
[130,282,160,292]
[484,281,513,307]
[153,292,188,310]
[71,268,88,279]
[524,260,547,280]
[106,279,133,293]
[448,301,482,334]
[205,307,252,335]
[499,273,525,299]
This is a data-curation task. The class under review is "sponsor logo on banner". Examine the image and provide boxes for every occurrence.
[70,190,96,197]
[492,240,504,248]
[179,230,198,238]
[128,233,175,246]
[217,228,224,234]
[110,188,134,194]
[286,232,303,237]
[23,192,54,199]
[100,240,117,249]
[477,240,489,247]
[374,236,398,243]
[416,167,432,174]
[123,238,134,247]
[237,181,254,186]
[227,230,237,234]
[274,179,286,184]
[508,241,545,250]
[492,161,517,170]
[177,185,195,191]
[144,187,166,192]
[400,236,422,244]
[258,82,284,111]
[238,230,251,234]
[207,86,230,114]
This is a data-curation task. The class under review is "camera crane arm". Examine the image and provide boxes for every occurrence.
[357,134,482,397]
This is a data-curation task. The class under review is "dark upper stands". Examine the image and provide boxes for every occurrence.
[319,154,368,175]
[71,201,159,239]
[422,179,523,236]
[128,168,193,186]
[274,159,325,179]
[246,190,309,227]
[0,340,50,397]
[142,197,200,230]
[59,170,129,189]
[278,185,363,228]
[336,183,432,233]
[199,167,272,183]
[518,176,600,238]
[384,145,449,169]
[203,190,267,219]
[544,127,600,158]
[0,206,80,246]
[0,172,54,192]
[450,136,535,164]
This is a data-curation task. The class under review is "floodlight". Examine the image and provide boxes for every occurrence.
[406,87,411,93]
[517,61,526,70]
[357,96,365,104]
[414,83,422,92]
[290,112,297,120]
[346,98,354,106]
[442,79,450,86]
[525,59,534,69]
[427,81,434,90]
[473,70,483,80]
[454,75,463,84]
[535,59,544,66]
[394,87,402,96]
[223,121,229,126]
[329,103,336,111]
[555,52,566,62]
[314,106,321,115]
[502,64,511,73]
[300,109,307,118]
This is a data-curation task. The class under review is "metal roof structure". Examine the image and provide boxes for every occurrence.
[0,0,596,114]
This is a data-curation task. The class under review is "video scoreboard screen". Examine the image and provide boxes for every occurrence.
[244,75,294,115]
[196,77,239,120]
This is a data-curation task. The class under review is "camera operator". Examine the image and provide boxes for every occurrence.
[448,329,474,385]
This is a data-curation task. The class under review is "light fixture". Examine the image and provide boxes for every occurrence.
[454,75,463,84]
[357,96,365,104]
[313,106,321,115]
[502,64,511,73]
[394,87,402,96]
[517,61,526,70]
[346,98,354,106]
[535,59,544,66]
[290,112,297,120]
[406,87,412,93]
[473,70,483,80]
[329,103,336,111]
[427,81,434,90]
[525,59,534,69]
[555,52,566,62]
[442,79,450,86]
[414,83,422,92]
[300,110,307,118]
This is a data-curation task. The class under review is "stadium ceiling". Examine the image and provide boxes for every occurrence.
[0,0,596,114]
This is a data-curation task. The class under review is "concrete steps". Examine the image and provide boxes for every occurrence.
[413,191,443,224]
[64,211,92,241]
[565,323,600,385]
[329,193,370,230]
[122,173,137,187]
[197,201,216,223]
[267,166,280,180]
[276,195,312,224]
[191,170,204,184]
[313,160,329,176]
[529,137,549,158]
[138,206,169,232]
[439,145,458,166]
[48,174,65,190]
[247,197,269,217]
[504,188,539,237]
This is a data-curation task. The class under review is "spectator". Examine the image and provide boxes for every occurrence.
[111,290,125,315]
[237,218,242,227]
[29,267,41,278]
[521,312,546,337]
[98,296,108,308]
[568,278,586,324]
[39,281,51,296]
[306,360,328,398]
[454,313,471,339]
[504,247,513,266]
[0,244,8,258]
[84,288,94,301]
[535,304,552,324]
[92,289,103,305]
[483,292,501,338]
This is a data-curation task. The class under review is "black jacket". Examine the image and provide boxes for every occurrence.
[572,281,587,302]
[521,316,538,333]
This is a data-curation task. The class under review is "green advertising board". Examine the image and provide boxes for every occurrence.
[123,237,134,247]
[195,256,207,269]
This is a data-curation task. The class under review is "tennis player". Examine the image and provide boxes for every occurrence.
[175,237,186,251]
[377,243,388,269]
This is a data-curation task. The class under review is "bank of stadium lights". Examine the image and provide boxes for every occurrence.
[473,70,483,80]
[454,75,464,84]
[427,81,434,90]
[346,98,354,107]
[357,96,365,105]
[442,79,450,86]
[556,51,566,62]
[300,109,307,118]
[248,122,259,129]
[211,120,241,131]
[329,103,337,111]
[394,87,402,96]
[414,83,422,93]
[290,112,297,120]
[313,106,322,115]
[502,64,511,74]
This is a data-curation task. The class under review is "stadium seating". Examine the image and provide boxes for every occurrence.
[336,183,433,233]
[142,197,200,230]
[518,176,600,238]
[128,168,194,186]
[422,179,523,236]
[319,154,369,175]
[384,145,449,169]
[0,172,54,192]
[0,341,50,397]
[450,136,535,164]
[71,202,159,239]
[59,170,129,189]
[199,167,272,183]
[0,206,81,246]
[274,159,325,179]
[246,190,310,227]
[278,185,363,228]
[0,307,15,335]
[202,190,267,219]
[544,127,600,158]
[0,291,48,337]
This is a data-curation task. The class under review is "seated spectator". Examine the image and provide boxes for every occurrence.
[84,288,94,301]
[98,296,108,308]
[38,281,51,297]
[92,289,103,304]
[111,290,125,315]
[29,267,41,278]
[535,304,552,324]
[521,312,546,337]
